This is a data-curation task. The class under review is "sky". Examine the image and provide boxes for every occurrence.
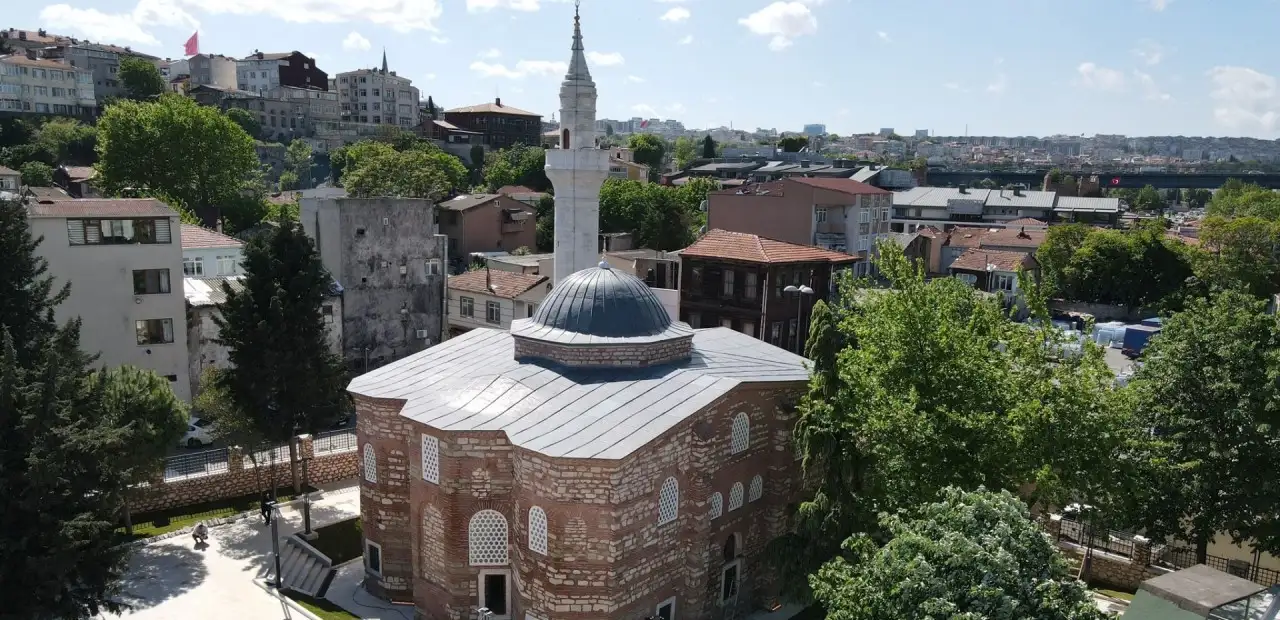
[14,0,1280,139]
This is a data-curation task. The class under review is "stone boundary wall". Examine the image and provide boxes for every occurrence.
[1048,300,1152,322]
[1045,514,1166,591]
[133,434,359,514]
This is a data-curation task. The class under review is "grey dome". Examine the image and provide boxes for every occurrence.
[530,264,672,338]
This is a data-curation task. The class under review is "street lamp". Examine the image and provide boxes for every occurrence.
[783,284,815,354]
[267,500,283,588]
[300,446,315,539]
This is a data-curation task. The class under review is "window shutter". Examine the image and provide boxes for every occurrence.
[155,218,172,243]
[84,220,101,244]
[67,220,85,245]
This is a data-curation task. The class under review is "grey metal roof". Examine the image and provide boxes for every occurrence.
[754,161,797,173]
[439,194,501,211]
[184,276,244,307]
[1055,196,1121,213]
[521,265,673,339]
[893,186,992,207]
[489,253,553,268]
[984,189,1055,209]
[851,166,882,182]
[1138,565,1265,616]
[346,327,810,459]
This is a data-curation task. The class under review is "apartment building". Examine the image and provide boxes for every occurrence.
[0,29,75,58]
[705,176,892,276]
[445,268,550,336]
[436,193,537,266]
[237,51,327,94]
[26,198,190,400]
[0,55,95,116]
[188,54,237,89]
[180,223,244,278]
[444,97,542,149]
[334,56,420,128]
[66,43,159,102]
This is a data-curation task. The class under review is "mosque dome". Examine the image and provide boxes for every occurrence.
[511,262,693,368]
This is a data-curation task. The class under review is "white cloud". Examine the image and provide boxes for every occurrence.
[738,2,817,51]
[632,103,659,116]
[186,0,442,32]
[1208,66,1280,133]
[1133,70,1171,101]
[812,80,824,87]
[1077,62,1126,90]
[987,74,1008,94]
[660,7,690,21]
[430,35,450,44]
[587,51,624,66]
[467,0,540,12]
[470,59,567,79]
[1145,0,1170,11]
[876,31,890,42]
[342,31,370,51]
[40,0,199,46]
[677,34,694,45]
[479,48,502,59]
[626,75,645,83]
[1133,40,1165,66]
[667,103,685,113]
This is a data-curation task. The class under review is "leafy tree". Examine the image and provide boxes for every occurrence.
[482,144,549,191]
[672,136,698,171]
[20,160,54,186]
[1053,223,1198,308]
[701,135,716,159]
[1181,188,1212,210]
[118,56,166,100]
[0,199,135,618]
[215,221,348,492]
[605,124,614,137]
[1047,168,1064,184]
[1208,180,1280,219]
[285,139,312,189]
[627,133,666,177]
[225,107,261,140]
[1132,184,1166,212]
[1197,216,1280,298]
[977,177,998,189]
[35,118,97,165]
[96,95,258,227]
[779,242,1131,597]
[344,148,450,200]
[535,193,555,252]
[812,487,1107,620]
[1036,223,1091,298]
[778,135,809,152]
[279,170,300,191]
[469,144,485,175]
[1126,290,1280,562]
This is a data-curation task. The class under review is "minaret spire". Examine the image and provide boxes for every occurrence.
[381,48,388,74]
[566,0,591,82]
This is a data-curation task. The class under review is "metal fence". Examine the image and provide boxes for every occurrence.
[163,447,230,482]
[251,444,290,465]
[1156,547,1280,588]
[1057,518,1137,559]
[314,428,357,455]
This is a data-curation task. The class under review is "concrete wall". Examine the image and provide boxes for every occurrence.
[31,215,191,400]
[707,187,813,247]
[301,197,447,367]
[182,246,243,278]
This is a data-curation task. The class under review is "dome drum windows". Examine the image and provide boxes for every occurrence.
[709,492,724,519]
[730,413,749,454]
[469,510,509,566]
[749,475,763,502]
[362,444,377,484]
[421,434,439,484]
[728,482,744,511]
[658,476,679,525]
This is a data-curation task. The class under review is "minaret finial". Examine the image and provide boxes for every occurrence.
[381,48,388,74]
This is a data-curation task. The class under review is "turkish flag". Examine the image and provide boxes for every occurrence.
[1110,177,1121,186]
[184,31,199,56]
[640,119,649,128]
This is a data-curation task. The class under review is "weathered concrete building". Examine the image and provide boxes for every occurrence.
[300,196,447,369]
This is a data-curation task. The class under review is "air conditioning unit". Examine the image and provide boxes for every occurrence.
[415,329,429,339]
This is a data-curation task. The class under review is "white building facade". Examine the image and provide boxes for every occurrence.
[0,55,95,115]
[28,199,191,400]
[334,54,420,128]
[237,55,281,93]
[180,223,244,278]
[544,9,611,283]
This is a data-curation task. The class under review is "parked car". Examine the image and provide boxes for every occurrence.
[180,417,215,448]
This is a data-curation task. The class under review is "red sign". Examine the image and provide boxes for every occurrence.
[1110,177,1121,186]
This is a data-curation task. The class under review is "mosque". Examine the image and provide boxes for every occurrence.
[349,7,812,619]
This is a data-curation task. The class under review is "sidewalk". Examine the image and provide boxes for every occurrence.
[100,481,361,620]
[324,561,414,620]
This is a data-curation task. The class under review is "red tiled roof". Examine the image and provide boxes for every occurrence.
[950,248,1036,272]
[181,223,243,249]
[680,229,861,265]
[915,226,944,239]
[445,101,540,117]
[449,269,548,299]
[787,176,891,196]
[1005,217,1047,227]
[0,55,77,70]
[946,226,994,248]
[980,227,1046,249]
[496,185,540,196]
[26,198,176,218]
[61,165,96,182]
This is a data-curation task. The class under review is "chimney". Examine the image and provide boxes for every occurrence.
[486,266,493,292]
[800,160,810,168]
[958,183,968,194]
[1014,186,1022,196]
[495,97,502,107]
[1018,227,1030,239]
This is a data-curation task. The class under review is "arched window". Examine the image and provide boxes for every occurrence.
[468,510,509,566]
[723,533,737,562]
[728,482,744,511]
[528,506,548,555]
[709,492,723,519]
[730,412,750,454]
[561,128,570,149]
[421,434,439,484]
[749,475,763,503]
[362,444,377,483]
[658,477,679,525]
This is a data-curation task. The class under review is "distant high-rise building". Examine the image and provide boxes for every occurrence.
[879,127,895,137]
[914,129,929,139]
[803,123,826,137]
[334,51,420,128]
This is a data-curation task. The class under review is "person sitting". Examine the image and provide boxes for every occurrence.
[192,522,209,545]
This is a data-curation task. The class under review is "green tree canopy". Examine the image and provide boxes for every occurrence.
[1125,290,1280,562]
[535,193,555,252]
[90,365,188,484]
[285,139,312,189]
[482,143,549,192]
[1208,179,1280,219]
[599,177,716,251]
[95,95,258,226]
[672,136,698,171]
[34,118,97,165]
[812,487,1107,620]
[20,160,54,186]
[701,135,717,159]
[1041,223,1199,308]
[342,141,466,200]
[627,133,666,176]
[119,56,166,100]
[1132,184,1166,212]
[224,107,261,140]
[779,135,809,152]
[1036,223,1092,298]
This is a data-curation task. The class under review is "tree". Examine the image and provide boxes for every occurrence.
[535,193,555,252]
[812,487,1107,620]
[20,160,54,186]
[482,144,549,192]
[627,133,665,177]
[285,139,312,189]
[118,56,166,100]
[605,124,614,137]
[344,148,450,200]
[279,170,300,191]
[778,135,809,152]
[0,199,134,618]
[1036,223,1091,298]
[35,118,97,165]
[1050,223,1199,308]
[1208,180,1280,219]
[1198,216,1280,298]
[215,221,349,492]
[598,178,711,250]
[96,95,258,227]
[672,136,698,171]
[1125,290,1280,563]
[225,107,261,140]
[978,177,998,189]
[778,242,1131,597]
[701,135,717,159]
[1132,184,1166,213]
[1182,188,1212,210]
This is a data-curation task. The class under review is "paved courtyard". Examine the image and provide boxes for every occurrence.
[100,481,360,620]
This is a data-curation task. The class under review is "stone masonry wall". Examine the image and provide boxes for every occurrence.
[356,394,416,601]
[1045,515,1164,592]
[132,434,358,514]
[513,335,693,368]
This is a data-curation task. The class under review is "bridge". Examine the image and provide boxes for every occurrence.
[924,170,1280,190]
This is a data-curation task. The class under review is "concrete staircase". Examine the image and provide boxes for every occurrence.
[278,535,334,598]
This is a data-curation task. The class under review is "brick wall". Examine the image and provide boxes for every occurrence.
[1045,515,1165,591]
[356,394,416,601]
[132,434,358,514]
[512,334,693,368]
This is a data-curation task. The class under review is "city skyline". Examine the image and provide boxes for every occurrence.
[12,0,1280,138]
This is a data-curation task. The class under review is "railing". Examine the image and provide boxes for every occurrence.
[314,428,357,455]
[1057,518,1137,559]
[1156,547,1280,588]
[251,444,290,465]
[163,447,230,482]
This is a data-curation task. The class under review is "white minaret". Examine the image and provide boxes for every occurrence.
[545,2,611,284]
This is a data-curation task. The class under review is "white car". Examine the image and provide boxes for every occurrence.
[180,417,215,448]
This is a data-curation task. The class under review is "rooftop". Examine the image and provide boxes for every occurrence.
[980,226,1047,249]
[788,176,891,196]
[181,223,244,250]
[61,165,96,182]
[1138,565,1267,617]
[1005,217,1048,227]
[445,100,540,117]
[346,326,809,460]
[448,269,548,300]
[184,276,244,307]
[681,229,861,265]
[1055,196,1121,213]
[0,55,80,70]
[950,248,1036,272]
[0,165,17,175]
[26,198,177,219]
[438,194,503,211]
[894,186,993,207]
[945,226,997,248]
[489,252,554,268]
[513,264,683,343]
